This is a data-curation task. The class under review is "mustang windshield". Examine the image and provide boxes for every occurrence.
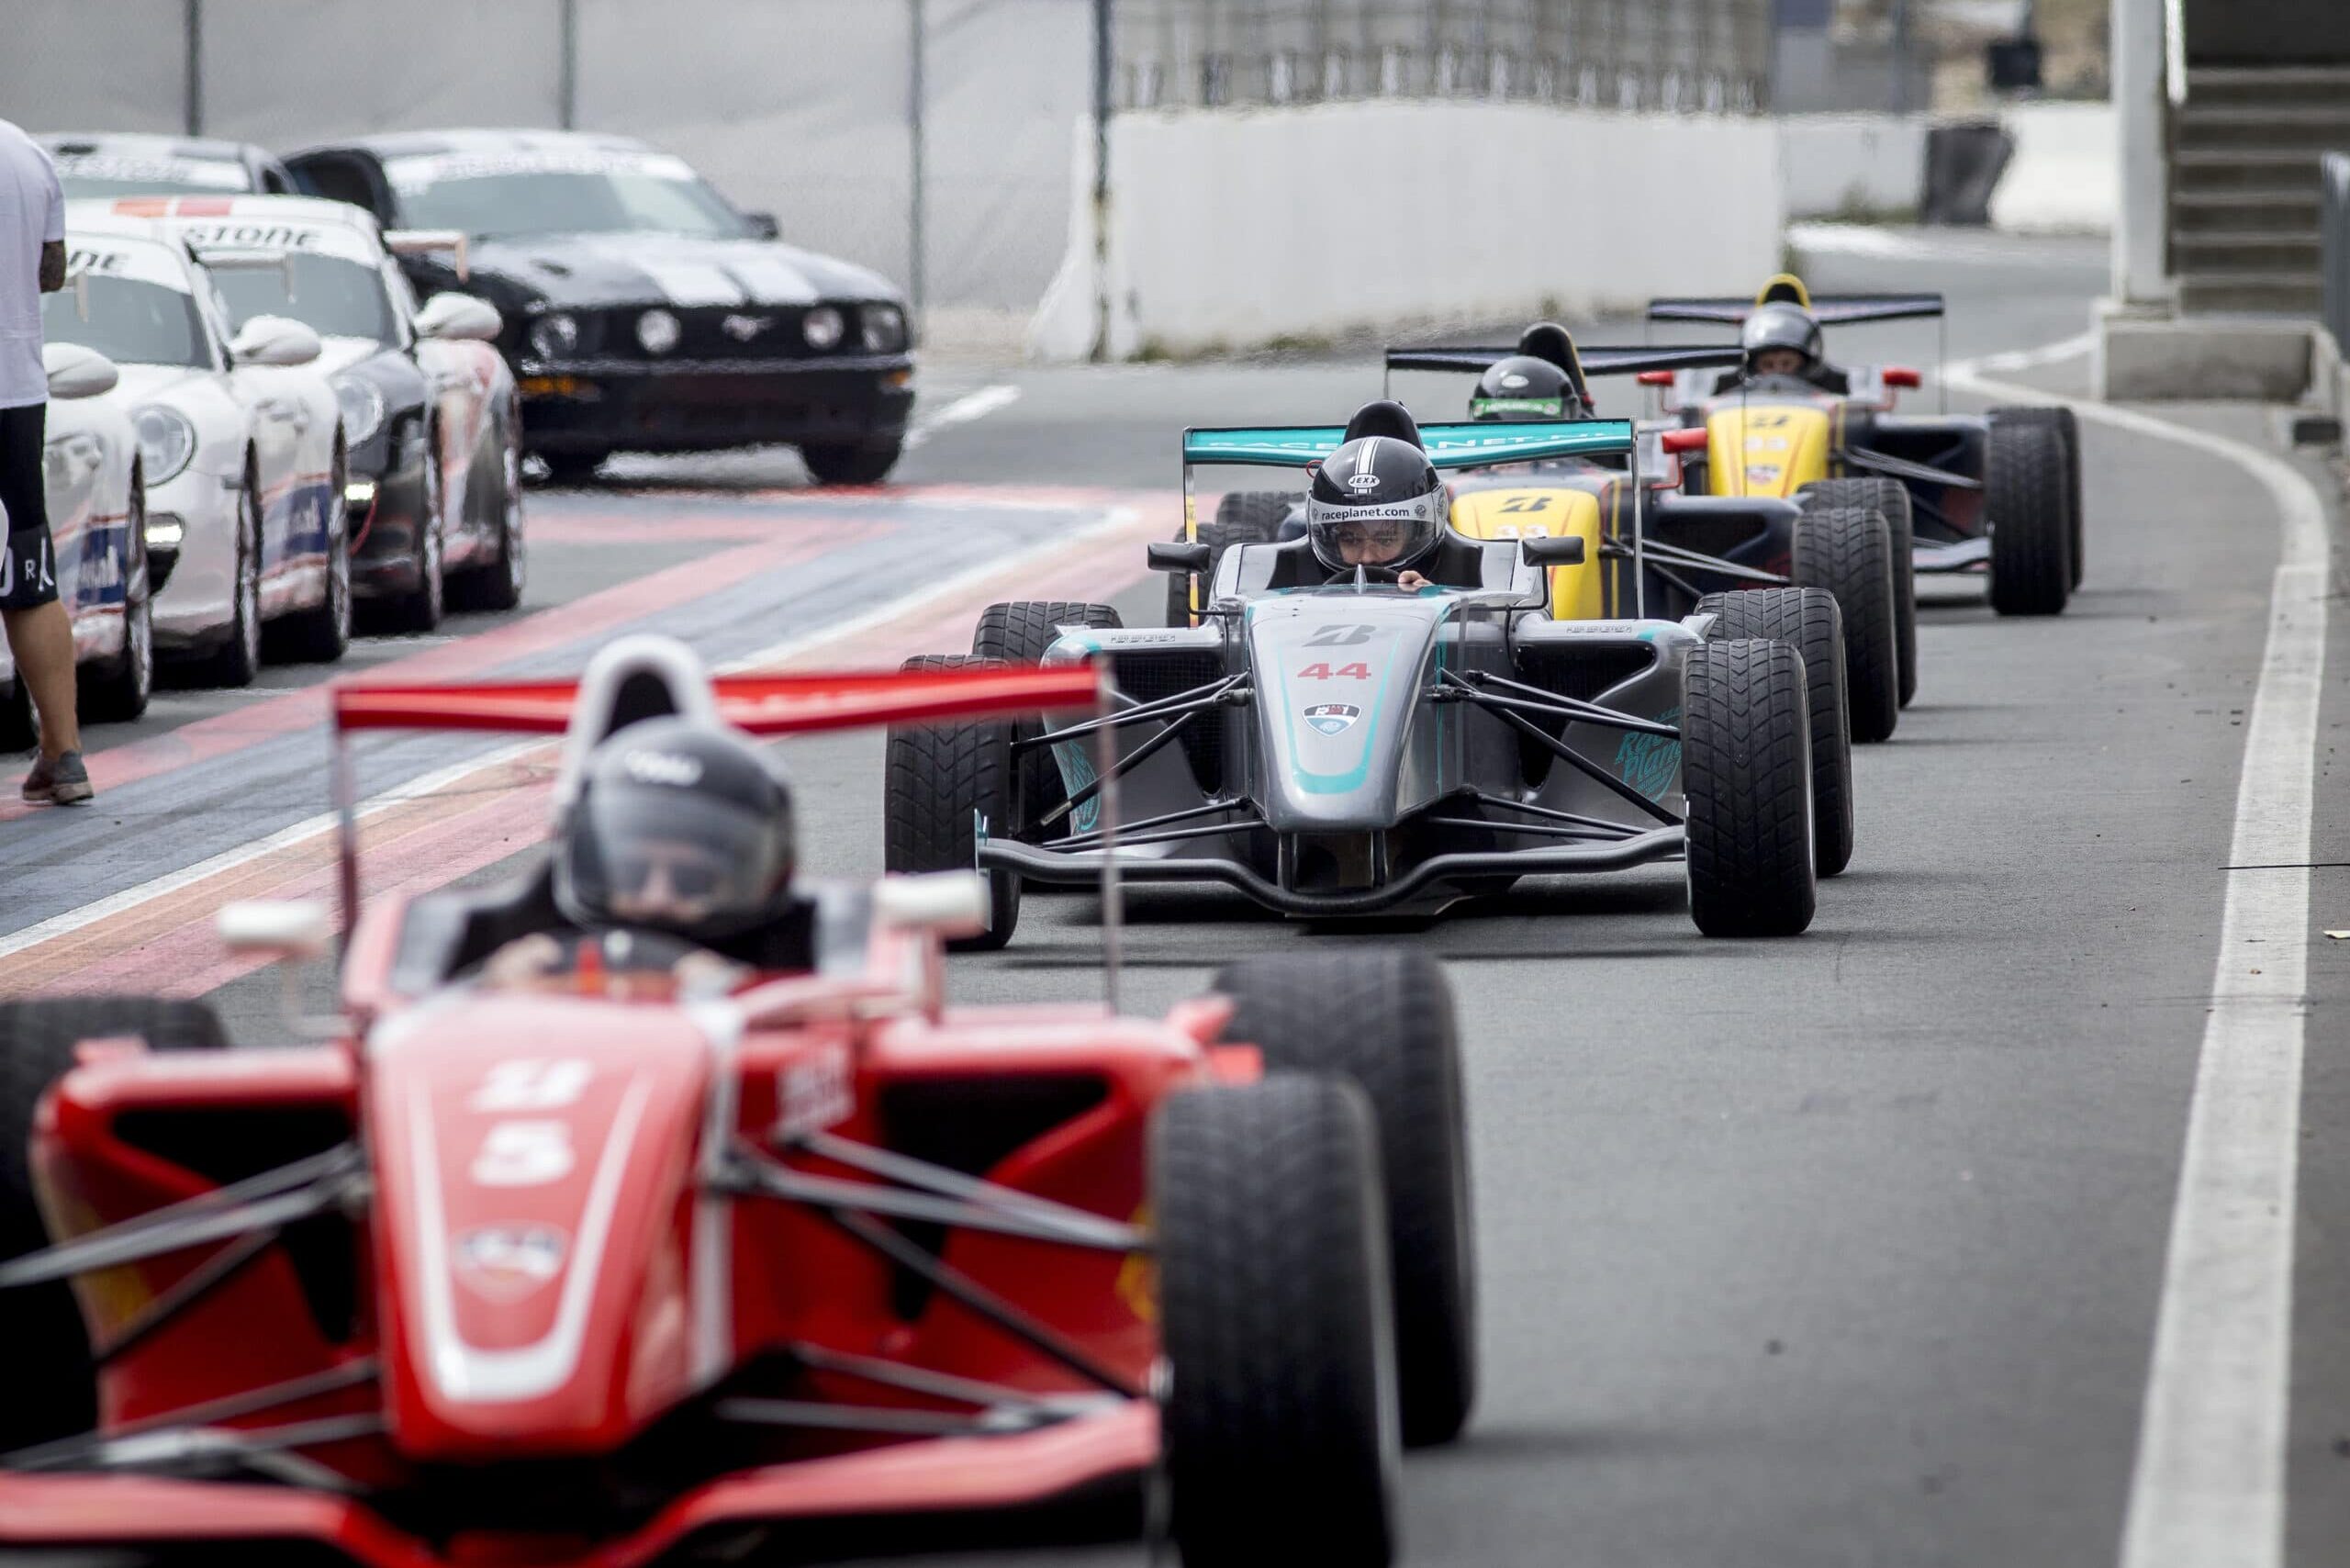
[41,277,209,369]
[388,153,750,241]
[210,254,398,345]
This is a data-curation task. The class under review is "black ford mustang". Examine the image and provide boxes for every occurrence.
[284,129,914,486]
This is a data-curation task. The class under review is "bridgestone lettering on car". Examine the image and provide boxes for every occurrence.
[1681,638,1817,937]
[1698,588,1854,878]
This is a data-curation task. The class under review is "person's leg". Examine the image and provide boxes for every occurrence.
[0,402,79,759]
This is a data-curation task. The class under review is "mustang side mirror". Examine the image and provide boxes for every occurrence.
[744,211,782,241]
[1519,534,1586,566]
[1149,541,1213,575]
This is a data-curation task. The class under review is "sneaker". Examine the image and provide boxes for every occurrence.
[22,751,92,806]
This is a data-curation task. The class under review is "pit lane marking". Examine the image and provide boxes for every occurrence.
[1949,353,2331,1568]
[903,383,1020,451]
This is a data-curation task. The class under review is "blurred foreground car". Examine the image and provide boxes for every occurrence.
[285,129,915,486]
[138,194,525,630]
[49,207,348,686]
[0,638,1473,1568]
[37,130,294,198]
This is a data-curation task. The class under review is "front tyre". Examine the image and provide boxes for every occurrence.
[801,433,904,487]
[970,600,1122,845]
[1984,419,2071,616]
[1157,1077,1399,1568]
[1698,588,1852,877]
[1990,406,2083,592]
[280,438,353,662]
[193,461,263,688]
[447,416,527,613]
[1789,500,1897,743]
[1209,949,1476,1447]
[1802,476,1916,708]
[1682,638,1817,937]
[388,438,446,633]
[883,654,1021,949]
[82,483,152,722]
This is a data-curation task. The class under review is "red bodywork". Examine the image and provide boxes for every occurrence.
[0,664,1259,1566]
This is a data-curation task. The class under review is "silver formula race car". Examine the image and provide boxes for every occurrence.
[50,207,348,685]
[0,344,151,745]
[887,403,1851,943]
[141,196,525,629]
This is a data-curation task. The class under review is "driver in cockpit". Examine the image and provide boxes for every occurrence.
[1304,431,1448,589]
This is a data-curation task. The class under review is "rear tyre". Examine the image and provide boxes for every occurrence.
[1991,405,2083,591]
[1697,588,1852,878]
[1985,420,2071,617]
[883,654,1021,950]
[1210,949,1475,1448]
[447,420,527,613]
[279,440,352,662]
[1165,491,1299,626]
[81,496,152,723]
[970,600,1122,846]
[194,463,263,689]
[1805,476,1917,708]
[0,997,229,1450]
[1157,1077,1399,1568]
[1682,638,1817,937]
[1789,501,1897,743]
[801,434,904,487]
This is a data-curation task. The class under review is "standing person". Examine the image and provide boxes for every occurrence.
[0,118,87,805]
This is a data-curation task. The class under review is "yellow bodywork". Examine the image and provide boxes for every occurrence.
[1448,484,1607,620]
[1703,401,1837,499]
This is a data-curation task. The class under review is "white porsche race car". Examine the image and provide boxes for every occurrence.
[0,344,150,748]
[47,206,348,686]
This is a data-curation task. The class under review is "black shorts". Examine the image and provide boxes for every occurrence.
[0,401,58,610]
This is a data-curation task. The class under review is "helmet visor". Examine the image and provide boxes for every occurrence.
[565,788,789,938]
[1306,492,1442,572]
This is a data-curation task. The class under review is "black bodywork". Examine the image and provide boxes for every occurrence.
[283,131,914,469]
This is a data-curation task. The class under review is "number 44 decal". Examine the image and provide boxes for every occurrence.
[1297,662,1372,679]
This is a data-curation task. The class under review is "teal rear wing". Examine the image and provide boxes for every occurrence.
[1182,419,1634,471]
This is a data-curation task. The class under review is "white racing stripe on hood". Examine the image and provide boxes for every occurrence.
[634,259,746,308]
[722,252,820,306]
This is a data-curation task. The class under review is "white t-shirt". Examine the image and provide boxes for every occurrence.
[0,119,64,410]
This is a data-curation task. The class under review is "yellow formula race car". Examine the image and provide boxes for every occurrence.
[1646,276,2080,675]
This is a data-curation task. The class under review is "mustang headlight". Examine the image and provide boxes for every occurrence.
[529,311,580,361]
[801,305,845,351]
[332,375,386,446]
[636,308,681,355]
[131,405,196,487]
[861,303,907,353]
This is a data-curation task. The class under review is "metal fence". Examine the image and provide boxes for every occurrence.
[2325,153,2350,356]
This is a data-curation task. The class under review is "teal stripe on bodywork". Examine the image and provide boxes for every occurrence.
[1253,601,1402,796]
[1185,420,1635,470]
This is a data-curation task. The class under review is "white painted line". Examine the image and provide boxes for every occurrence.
[903,383,1020,451]
[1949,357,2330,1568]
[0,499,1143,966]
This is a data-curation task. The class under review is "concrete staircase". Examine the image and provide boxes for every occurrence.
[2170,65,2350,315]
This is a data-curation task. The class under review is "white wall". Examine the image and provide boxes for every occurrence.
[1989,101,2116,235]
[1779,115,1924,218]
[1033,100,1785,362]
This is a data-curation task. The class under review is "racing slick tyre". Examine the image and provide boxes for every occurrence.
[1209,949,1475,1448]
[884,654,1022,950]
[1697,588,1853,879]
[801,434,904,487]
[1984,418,2071,617]
[971,601,1123,846]
[0,997,229,1450]
[278,439,354,662]
[81,492,153,723]
[447,421,527,613]
[1155,1077,1399,1568]
[1789,500,1898,744]
[193,461,263,689]
[1991,405,2083,590]
[388,440,447,633]
[1802,476,1917,709]
[1164,492,1299,626]
[1681,638,1817,937]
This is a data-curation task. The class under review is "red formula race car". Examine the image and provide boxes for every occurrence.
[0,637,1475,1568]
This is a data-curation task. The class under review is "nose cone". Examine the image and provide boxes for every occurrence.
[1245,596,1443,832]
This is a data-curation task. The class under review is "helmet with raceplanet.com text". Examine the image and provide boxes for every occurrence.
[1304,424,1445,575]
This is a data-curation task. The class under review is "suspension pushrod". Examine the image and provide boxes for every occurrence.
[1010,676,1245,750]
[794,1130,1146,1243]
[1041,711,1200,828]
[1449,670,1679,736]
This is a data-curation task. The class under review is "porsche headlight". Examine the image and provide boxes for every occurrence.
[636,308,681,355]
[131,405,196,487]
[332,375,386,446]
[801,305,845,351]
[529,311,580,361]
[862,303,907,353]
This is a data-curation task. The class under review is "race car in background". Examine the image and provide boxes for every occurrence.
[0,642,1468,1568]
[0,344,152,748]
[283,129,915,487]
[897,403,1848,941]
[1646,274,2080,622]
[37,131,295,198]
[137,195,525,631]
[48,207,347,687]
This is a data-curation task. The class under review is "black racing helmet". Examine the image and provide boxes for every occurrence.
[1306,405,1444,573]
[1469,354,1582,422]
[1741,301,1824,377]
[554,717,797,945]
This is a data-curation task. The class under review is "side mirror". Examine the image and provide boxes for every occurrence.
[743,211,781,241]
[414,292,503,342]
[1520,534,1586,566]
[43,343,118,401]
[1148,540,1213,575]
[218,899,333,962]
[1659,428,1710,455]
[1882,365,1922,389]
[229,315,322,368]
[873,871,990,940]
[1636,369,1675,387]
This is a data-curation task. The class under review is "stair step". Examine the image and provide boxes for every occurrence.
[2178,281,2325,317]
[2172,151,2326,195]
[2186,65,2350,107]
[2174,120,2350,155]
[2171,235,2322,272]
[2170,197,2322,235]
